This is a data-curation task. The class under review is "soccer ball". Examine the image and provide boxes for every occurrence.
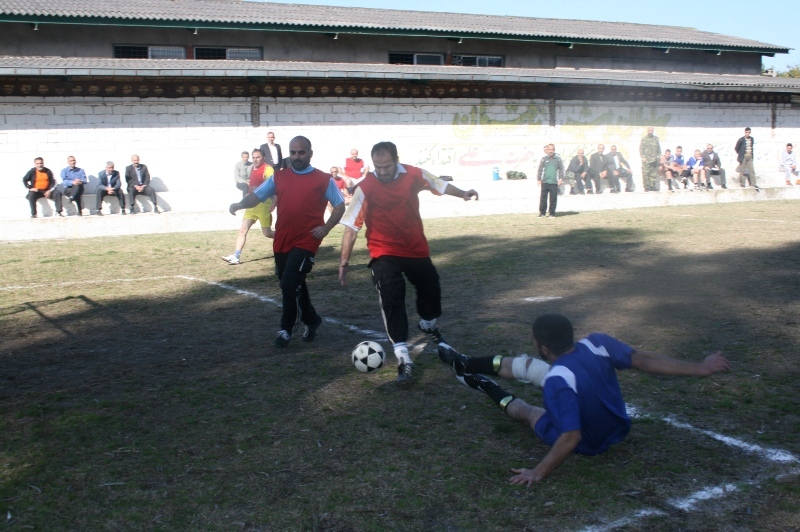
[352,341,385,373]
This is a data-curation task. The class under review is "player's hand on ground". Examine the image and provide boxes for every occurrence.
[509,468,544,487]
[310,225,329,240]
[700,351,731,375]
[229,203,239,215]
[463,189,479,201]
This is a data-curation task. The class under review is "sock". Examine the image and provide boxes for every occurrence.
[466,355,502,375]
[234,250,242,259]
[393,342,411,364]
[479,378,515,408]
[419,318,436,331]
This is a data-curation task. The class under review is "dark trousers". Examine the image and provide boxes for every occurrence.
[588,170,605,192]
[609,169,635,192]
[274,248,319,333]
[96,188,126,211]
[58,183,84,212]
[128,185,157,212]
[370,256,442,344]
[707,168,727,187]
[539,182,558,215]
[236,182,249,199]
[26,189,62,215]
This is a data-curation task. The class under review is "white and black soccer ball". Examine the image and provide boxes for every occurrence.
[352,341,385,373]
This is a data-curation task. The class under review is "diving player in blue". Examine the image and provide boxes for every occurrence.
[438,314,731,485]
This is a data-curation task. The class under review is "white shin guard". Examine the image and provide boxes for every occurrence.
[511,355,550,388]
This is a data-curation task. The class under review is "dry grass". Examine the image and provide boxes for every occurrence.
[1,201,799,530]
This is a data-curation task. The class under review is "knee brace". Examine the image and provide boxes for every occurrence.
[511,355,550,388]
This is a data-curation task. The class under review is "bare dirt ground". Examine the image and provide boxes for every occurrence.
[1,201,799,530]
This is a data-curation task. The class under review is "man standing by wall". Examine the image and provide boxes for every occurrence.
[735,127,758,189]
[23,157,61,218]
[537,144,563,217]
[230,136,345,348]
[125,155,160,214]
[233,150,253,198]
[338,141,478,384]
[639,126,661,192]
[59,155,86,216]
[259,131,283,170]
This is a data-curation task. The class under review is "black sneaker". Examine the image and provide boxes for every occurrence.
[396,362,415,384]
[302,315,323,342]
[275,330,291,348]
[463,373,499,392]
[707,183,714,190]
[418,322,446,344]
[437,343,470,385]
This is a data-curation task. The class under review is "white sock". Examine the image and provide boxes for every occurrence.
[419,318,437,331]
[392,343,411,364]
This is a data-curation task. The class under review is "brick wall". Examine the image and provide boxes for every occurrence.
[2,96,799,221]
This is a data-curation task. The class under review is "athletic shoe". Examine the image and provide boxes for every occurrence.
[437,343,469,385]
[463,373,499,393]
[707,183,714,190]
[418,322,446,344]
[537,213,545,218]
[57,211,64,217]
[275,330,291,348]
[222,254,240,265]
[396,361,415,384]
[302,315,323,342]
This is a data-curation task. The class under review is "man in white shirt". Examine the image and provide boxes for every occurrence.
[259,131,284,170]
[779,143,798,186]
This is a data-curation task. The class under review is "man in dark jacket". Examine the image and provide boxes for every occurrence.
[588,144,608,194]
[22,157,62,218]
[96,161,126,215]
[735,127,758,189]
[565,149,590,195]
[125,155,160,214]
[259,131,284,170]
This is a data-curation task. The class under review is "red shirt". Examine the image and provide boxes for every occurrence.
[344,158,365,179]
[333,176,347,192]
[248,163,271,192]
[344,164,444,259]
[273,168,333,254]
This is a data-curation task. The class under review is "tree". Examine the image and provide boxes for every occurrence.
[777,64,800,78]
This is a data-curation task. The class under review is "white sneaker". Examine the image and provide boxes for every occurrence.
[222,254,240,265]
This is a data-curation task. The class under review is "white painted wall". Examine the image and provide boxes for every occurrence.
[2,96,799,225]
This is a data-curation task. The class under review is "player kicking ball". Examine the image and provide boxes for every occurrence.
[339,141,478,384]
[438,314,731,484]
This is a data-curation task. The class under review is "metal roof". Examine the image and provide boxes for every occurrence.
[2,56,799,93]
[0,0,789,53]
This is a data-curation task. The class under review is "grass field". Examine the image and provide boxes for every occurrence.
[2,201,800,530]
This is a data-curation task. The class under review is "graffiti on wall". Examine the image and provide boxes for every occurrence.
[452,102,544,140]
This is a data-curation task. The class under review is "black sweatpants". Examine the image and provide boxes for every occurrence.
[274,248,320,334]
[370,255,442,344]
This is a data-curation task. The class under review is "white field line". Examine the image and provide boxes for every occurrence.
[582,508,667,532]
[176,275,386,340]
[522,296,563,302]
[0,276,176,291]
[667,483,739,512]
[667,214,800,225]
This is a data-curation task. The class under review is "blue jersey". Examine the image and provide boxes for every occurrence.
[538,333,634,455]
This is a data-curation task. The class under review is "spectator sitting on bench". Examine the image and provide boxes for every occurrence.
[23,156,62,218]
[95,161,126,216]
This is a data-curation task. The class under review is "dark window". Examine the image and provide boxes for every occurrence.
[114,45,148,59]
[195,47,228,60]
[389,52,415,65]
[227,48,262,60]
[452,55,504,67]
[389,52,444,65]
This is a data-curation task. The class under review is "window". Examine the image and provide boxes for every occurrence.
[452,55,504,67]
[195,47,262,60]
[389,52,444,65]
[114,45,185,59]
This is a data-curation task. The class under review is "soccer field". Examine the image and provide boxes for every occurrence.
[2,202,799,530]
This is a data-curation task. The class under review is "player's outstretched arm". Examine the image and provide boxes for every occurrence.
[509,429,581,487]
[443,184,478,201]
[631,350,730,377]
[229,193,261,215]
[339,226,358,286]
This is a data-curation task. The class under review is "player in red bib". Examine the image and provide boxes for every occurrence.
[339,141,478,384]
[230,136,345,348]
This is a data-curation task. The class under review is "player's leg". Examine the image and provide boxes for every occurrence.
[370,257,414,383]
[403,257,445,344]
[223,218,256,264]
[276,248,318,347]
[438,345,549,387]
[460,373,545,431]
[258,201,274,239]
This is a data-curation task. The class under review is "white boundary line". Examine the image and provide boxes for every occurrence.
[5,275,799,527]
